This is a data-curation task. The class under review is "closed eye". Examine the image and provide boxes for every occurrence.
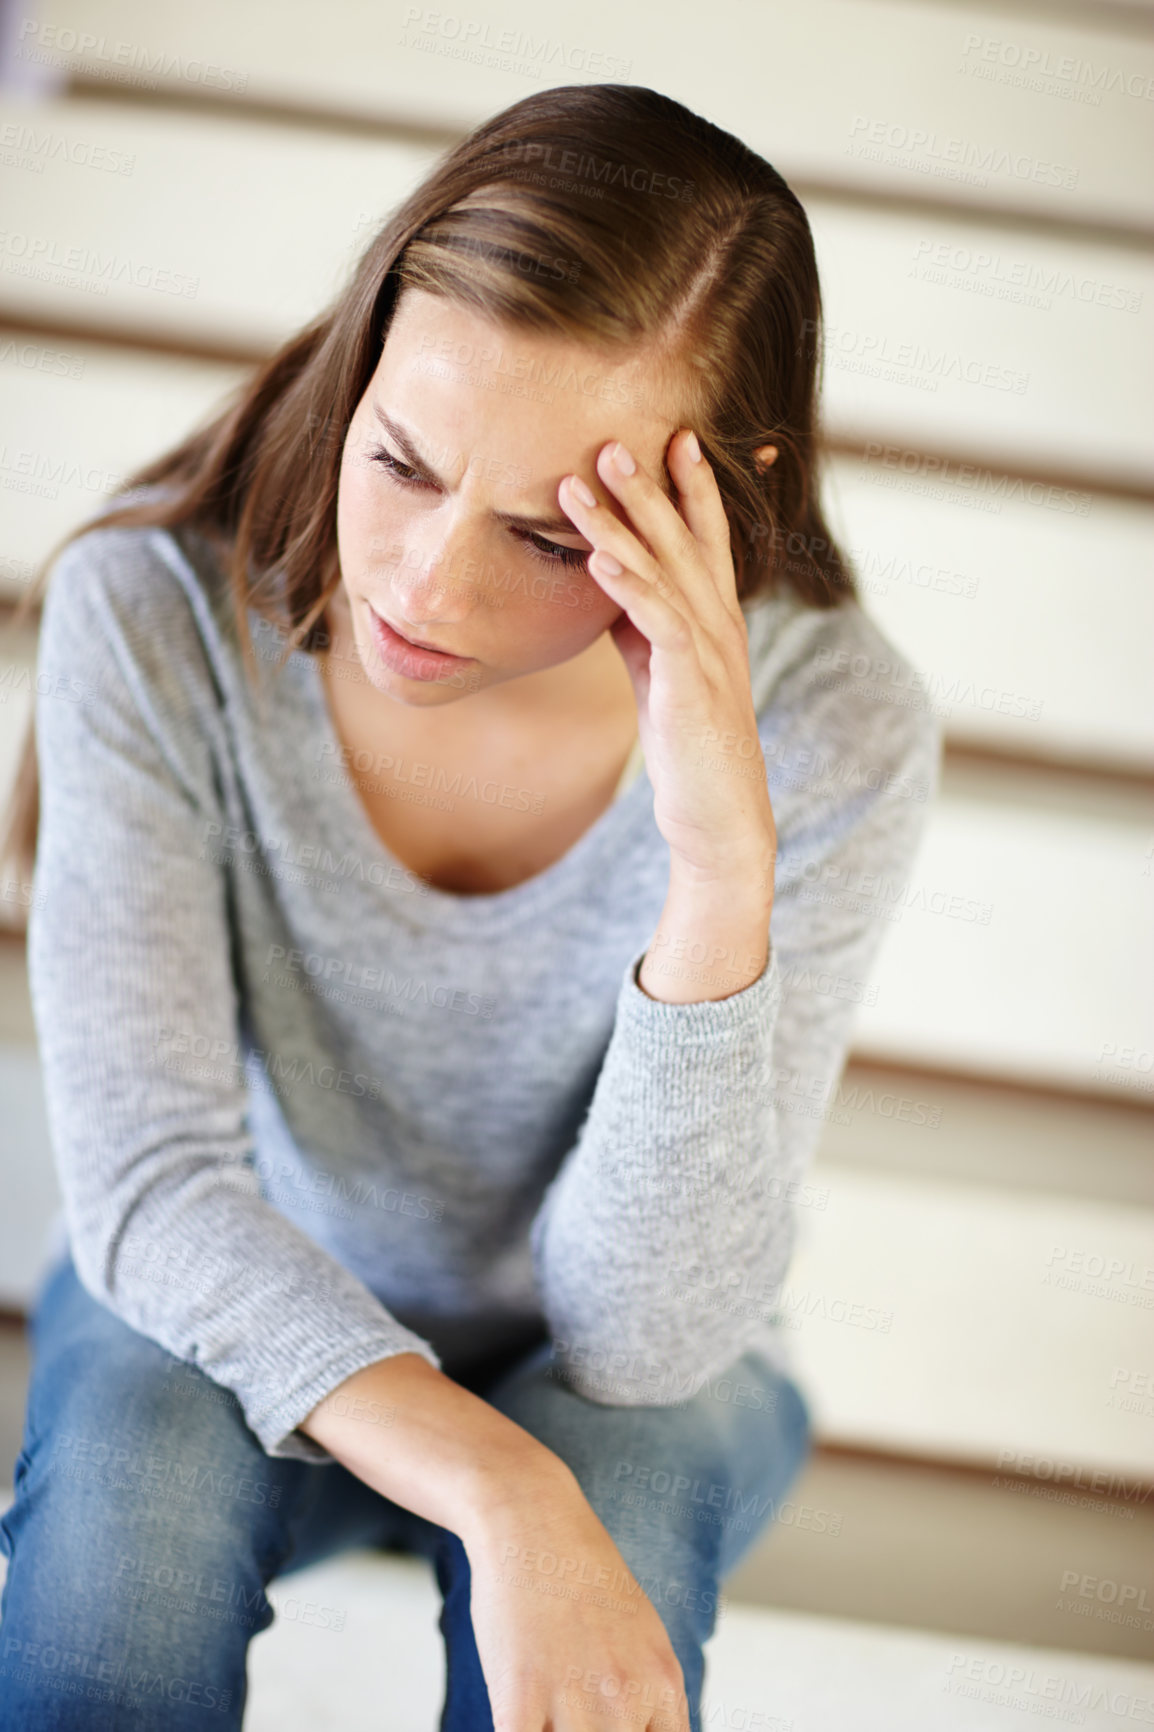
[369,445,435,490]
[368,443,593,571]
[513,531,593,570]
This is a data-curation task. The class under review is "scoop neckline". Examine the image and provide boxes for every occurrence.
[297,645,650,932]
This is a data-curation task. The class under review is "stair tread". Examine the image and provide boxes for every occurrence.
[27,0,1154,227]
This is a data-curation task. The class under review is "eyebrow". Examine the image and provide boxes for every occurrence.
[371,403,676,538]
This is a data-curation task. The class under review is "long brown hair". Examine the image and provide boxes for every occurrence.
[2,81,854,894]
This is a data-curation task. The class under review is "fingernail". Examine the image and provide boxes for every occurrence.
[567,475,597,508]
[685,430,702,463]
[613,443,636,476]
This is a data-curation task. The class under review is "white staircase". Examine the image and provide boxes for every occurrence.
[1,0,1152,1715]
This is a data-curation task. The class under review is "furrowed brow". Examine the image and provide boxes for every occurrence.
[371,403,677,537]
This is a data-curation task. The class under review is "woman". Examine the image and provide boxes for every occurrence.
[0,83,938,1731]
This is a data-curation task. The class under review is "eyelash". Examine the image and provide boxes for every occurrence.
[368,445,592,570]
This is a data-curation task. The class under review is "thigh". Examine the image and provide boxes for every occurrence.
[0,1249,399,1729]
[484,1341,812,1582]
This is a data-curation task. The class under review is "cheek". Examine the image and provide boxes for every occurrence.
[514,570,620,645]
[335,459,367,551]
[337,467,409,575]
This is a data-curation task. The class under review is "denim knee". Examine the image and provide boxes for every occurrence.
[0,1252,309,1730]
[484,1341,812,1570]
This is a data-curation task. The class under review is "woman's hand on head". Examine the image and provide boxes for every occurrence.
[559,430,776,897]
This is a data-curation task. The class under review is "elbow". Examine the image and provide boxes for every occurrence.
[547,1335,688,1406]
[62,1187,142,1316]
[545,1328,752,1410]
[65,1224,117,1314]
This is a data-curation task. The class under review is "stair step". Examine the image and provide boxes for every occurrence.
[144,1546,1154,1731]
[786,1165,1154,1478]
[1,1012,1150,1483]
[26,0,1154,227]
[857,771,1153,1097]
[1,87,1150,476]
[1,1521,1149,1730]
[825,453,1154,772]
[0,334,247,591]
[5,336,1152,772]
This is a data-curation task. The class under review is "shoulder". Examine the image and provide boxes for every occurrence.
[43,491,233,644]
[744,591,942,797]
[39,500,239,726]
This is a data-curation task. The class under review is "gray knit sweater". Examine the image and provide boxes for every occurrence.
[27,515,940,1462]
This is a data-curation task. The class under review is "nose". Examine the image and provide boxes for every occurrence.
[390,514,484,627]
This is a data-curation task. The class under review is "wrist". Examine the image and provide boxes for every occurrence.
[639,863,773,1004]
[461,1448,583,1558]
[300,1352,573,1543]
[666,842,775,907]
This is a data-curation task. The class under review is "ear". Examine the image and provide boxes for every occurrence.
[753,444,779,470]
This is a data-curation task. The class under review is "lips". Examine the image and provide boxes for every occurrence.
[375,607,454,656]
[388,619,436,650]
[365,606,471,665]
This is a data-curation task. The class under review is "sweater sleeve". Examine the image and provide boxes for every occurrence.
[528,611,942,1404]
[26,530,443,1463]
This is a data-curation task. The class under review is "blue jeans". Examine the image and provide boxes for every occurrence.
[0,1249,812,1730]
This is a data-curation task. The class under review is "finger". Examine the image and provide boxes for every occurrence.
[558,475,685,619]
[591,440,723,619]
[582,542,696,656]
[667,428,744,613]
[645,1694,693,1732]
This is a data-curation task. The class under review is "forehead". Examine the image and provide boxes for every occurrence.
[377,288,691,479]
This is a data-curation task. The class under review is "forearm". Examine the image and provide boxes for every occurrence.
[639,861,774,1004]
[298,1351,577,1547]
